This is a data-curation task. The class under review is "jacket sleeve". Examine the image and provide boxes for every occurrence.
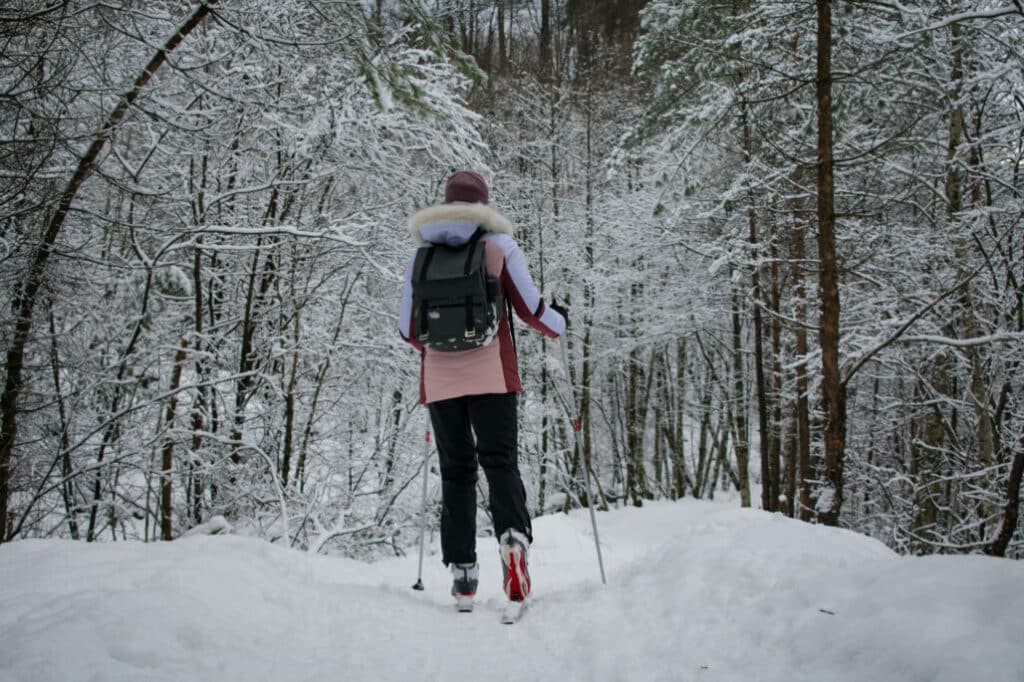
[490,234,566,338]
[398,252,424,350]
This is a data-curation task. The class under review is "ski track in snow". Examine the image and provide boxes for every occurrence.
[1,499,1023,682]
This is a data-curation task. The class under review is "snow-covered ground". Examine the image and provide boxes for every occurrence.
[2,499,1022,682]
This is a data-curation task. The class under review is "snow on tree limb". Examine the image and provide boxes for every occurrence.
[190,225,368,248]
[896,333,1024,347]
[880,3,1024,42]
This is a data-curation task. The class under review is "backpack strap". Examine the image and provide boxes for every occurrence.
[462,227,486,339]
[416,247,436,342]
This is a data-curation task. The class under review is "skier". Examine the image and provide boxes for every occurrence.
[398,170,567,612]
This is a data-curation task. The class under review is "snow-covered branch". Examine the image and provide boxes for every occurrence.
[896,333,1024,348]
[883,4,1024,42]
[190,224,368,248]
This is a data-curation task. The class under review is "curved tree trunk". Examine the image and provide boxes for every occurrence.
[987,438,1024,557]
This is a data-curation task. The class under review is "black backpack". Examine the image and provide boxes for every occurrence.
[411,228,502,351]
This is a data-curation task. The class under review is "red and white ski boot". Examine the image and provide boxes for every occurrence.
[499,529,531,623]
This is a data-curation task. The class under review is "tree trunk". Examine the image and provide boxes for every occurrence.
[769,218,784,512]
[694,375,712,498]
[581,86,597,506]
[496,0,507,74]
[951,23,997,525]
[230,238,264,464]
[230,183,283,464]
[815,0,846,527]
[189,152,210,526]
[540,0,552,78]
[987,436,1024,557]
[730,277,752,507]
[625,344,648,506]
[160,338,190,541]
[48,304,79,539]
[791,167,814,522]
[280,284,304,488]
[742,101,773,512]
[668,341,688,499]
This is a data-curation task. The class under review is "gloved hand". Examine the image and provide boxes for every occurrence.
[549,299,569,328]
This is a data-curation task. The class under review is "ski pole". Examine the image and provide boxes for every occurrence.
[558,334,607,585]
[412,419,432,591]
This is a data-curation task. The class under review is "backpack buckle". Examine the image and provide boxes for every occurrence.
[464,329,477,339]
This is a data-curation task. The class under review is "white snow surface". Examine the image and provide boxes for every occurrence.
[2,499,1022,682]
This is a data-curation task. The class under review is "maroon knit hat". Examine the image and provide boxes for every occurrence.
[444,171,489,205]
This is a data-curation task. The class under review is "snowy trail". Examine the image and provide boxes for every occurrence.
[2,499,1022,682]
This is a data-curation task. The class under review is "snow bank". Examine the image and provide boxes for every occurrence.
[1,499,1021,682]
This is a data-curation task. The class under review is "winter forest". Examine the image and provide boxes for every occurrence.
[1,0,1023,564]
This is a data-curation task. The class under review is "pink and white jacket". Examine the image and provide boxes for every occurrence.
[398,203,566,404]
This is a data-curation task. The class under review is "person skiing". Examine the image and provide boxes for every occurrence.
[398,170,567,610]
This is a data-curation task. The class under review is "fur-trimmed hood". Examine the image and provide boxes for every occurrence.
[407,203,514,247]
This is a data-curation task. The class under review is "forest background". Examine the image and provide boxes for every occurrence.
[1,0,1022,561]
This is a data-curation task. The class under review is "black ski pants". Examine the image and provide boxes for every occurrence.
[427,392,532,566]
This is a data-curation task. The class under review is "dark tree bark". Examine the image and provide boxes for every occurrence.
[540,0,552,78]
[987,437,1024,557]
[161,339,190,541]
[230,185,285,465]
[230,238,264,465]
[188,158,210,525]
[625,342,652,506]
[791,172,814,523]
[496,0,507,74]
[815,0,847,526]
[730,278,752,507]
[48,304,79,539]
